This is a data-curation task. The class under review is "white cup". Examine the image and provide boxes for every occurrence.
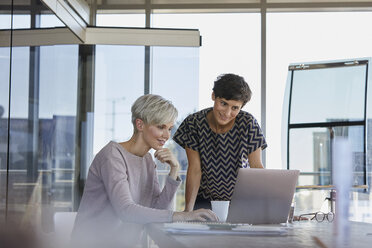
[211,200,230,222]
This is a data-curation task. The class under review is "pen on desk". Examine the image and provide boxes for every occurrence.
[312,236,328,248]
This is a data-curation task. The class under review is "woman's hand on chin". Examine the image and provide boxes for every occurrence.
[155,148,180,179]
[154,148,180,170]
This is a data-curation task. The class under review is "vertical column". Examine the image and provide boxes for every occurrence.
[75,45,95,210]
[27,12,40,182]
[74,2,97,210]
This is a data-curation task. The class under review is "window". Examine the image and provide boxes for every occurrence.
[267,12,372,170]
[40,14,65,28]
[151,46,199,210]
[152,13,261,121]
[0,13,11,223]
[283,60,369,187]
[5,45,79,220]
[94,45,145,155]
[96,13,146,28]
[0,14,30,29]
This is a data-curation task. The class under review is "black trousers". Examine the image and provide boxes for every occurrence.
[194,196,211,210]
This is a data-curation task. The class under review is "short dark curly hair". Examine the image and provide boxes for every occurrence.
[212,73,252,107]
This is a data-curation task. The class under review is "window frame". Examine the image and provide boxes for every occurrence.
[284,59,370,187]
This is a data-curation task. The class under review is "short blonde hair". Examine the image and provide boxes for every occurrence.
[131,94,178,132]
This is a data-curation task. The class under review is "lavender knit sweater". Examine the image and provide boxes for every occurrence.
[71,141,181,247]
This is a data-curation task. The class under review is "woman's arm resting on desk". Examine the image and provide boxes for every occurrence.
[185,147,202,212]
[248,148,264,168]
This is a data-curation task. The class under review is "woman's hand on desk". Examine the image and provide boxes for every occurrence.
[173,209,219,222]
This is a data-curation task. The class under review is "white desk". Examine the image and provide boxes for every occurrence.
[146,221,372,248]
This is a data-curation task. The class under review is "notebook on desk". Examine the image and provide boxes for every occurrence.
[226,168,300,224]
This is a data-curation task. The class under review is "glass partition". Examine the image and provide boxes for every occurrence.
[283,59,369,187]
[93,45,145,158]
[290,66,366,124]
[7,46,30,225]
[39,45,78,216]
[0,10,11,223]
[5,44,78,227]
[289,126,365,186]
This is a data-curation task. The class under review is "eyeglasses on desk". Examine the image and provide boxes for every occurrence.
[298,211,334,222]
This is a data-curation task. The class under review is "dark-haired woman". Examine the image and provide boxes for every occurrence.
[173,73,267,211]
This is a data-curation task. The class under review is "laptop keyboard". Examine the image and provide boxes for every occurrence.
[165,222,289,235]
[173,221,251,228]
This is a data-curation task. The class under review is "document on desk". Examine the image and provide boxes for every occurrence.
[164,222,288,236]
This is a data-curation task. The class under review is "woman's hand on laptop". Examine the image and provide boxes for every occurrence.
[173,209,219,222]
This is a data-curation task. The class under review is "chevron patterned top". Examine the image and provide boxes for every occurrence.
[173,108,267,201]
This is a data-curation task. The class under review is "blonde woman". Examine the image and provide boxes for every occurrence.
[72,94,217,248]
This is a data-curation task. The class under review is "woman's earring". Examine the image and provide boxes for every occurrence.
[137,119,144,130]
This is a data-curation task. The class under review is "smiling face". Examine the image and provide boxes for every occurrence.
[212,93,243,127]
[142,122,174,150]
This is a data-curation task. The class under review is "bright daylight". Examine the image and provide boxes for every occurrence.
[1,1,372,248]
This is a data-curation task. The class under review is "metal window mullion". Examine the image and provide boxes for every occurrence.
[289,121,366,129]
[261,1,267,167]
[287,70,295,170]
[363,62,369,188]
[144,0,151,95]
[289,60,369,71]
[5,0,14,224]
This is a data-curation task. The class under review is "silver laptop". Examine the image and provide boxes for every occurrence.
[226,168,299,224]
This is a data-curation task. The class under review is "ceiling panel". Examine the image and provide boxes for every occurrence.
[152,0,259,3]
[268,0,372,2]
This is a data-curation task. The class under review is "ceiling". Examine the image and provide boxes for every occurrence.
[2,0,372,16]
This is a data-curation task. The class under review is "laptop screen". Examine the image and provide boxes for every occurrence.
[226,168,299,224]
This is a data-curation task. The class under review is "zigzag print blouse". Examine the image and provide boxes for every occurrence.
[173,108,267,201]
